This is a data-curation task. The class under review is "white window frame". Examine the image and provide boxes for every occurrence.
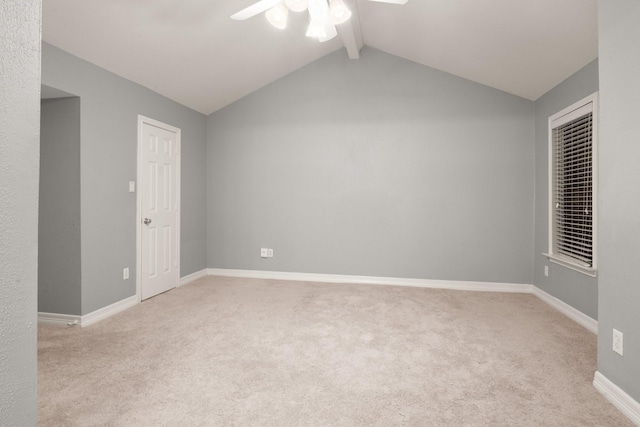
[544,92,598,277]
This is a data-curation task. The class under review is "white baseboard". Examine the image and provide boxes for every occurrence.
[594,371,640,425]
[39,270,595,338]
[81,295,138,327]
[38,312,81,327]
[207,269,603,335]
[39,269,206,328]
[207,268,533,293]
[38,294,138,328]
[532,286,598,334]
[179,269,208,287]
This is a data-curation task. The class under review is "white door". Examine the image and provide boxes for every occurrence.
[138,116,180,300]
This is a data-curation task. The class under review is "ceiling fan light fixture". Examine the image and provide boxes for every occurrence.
[306,18,327,38]
[233,0,406,40]
[368,0,409,3]
[319,23,338,42]
[284,0,309,12]
[329,0,351,25]
[307,0,329,20]
[266,3,289,29]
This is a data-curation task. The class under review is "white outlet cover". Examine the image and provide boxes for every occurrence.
[260,248,268,258]
[613,328,623,356]
[123,267,130,280]
[268,248,274,258]
[129,181,135,192]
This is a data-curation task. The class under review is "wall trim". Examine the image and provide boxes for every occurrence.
[594,371,640,425]
[38,294,138,328]
[531,286,598,334]
[207,268,533,293]
[179,269,208,287]
[81,295,138,327]
[38,269,205,328]
[38,312,81,327]
[206,269,601,335]
[39,270,598,334]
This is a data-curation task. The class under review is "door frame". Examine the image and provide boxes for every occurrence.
[136,115,181,302]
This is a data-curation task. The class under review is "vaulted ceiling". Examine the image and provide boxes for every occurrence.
[42,0,597,115]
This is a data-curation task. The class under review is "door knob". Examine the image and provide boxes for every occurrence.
[143,218,152,225]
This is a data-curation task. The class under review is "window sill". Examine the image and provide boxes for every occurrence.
[543,253,597,277]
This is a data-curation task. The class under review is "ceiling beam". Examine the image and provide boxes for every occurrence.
[336,0,363,59]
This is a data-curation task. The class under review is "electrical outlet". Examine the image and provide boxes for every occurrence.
[544,265,549,277]
[260,248,268,258]
[128,181,135,192]
[123,267,130,280]
[613,329,623,356]
[267,248,274,258]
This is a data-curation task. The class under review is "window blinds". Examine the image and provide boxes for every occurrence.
[552,112,593,267]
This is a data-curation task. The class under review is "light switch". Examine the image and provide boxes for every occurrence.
[129,181,135,192]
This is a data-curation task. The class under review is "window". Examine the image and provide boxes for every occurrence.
[546,93,598,276]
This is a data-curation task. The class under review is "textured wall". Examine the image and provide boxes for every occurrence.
[597,0,640,402]
[207,48,535,284]
[0,1,41,425]
[41,43,207,314]
[39,97,82,315]
[532,60,599,319]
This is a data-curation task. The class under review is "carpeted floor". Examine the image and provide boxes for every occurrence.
[38,275,632,426]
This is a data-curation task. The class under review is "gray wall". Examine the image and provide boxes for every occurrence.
[39,96,82,315]
[532,60,599,320]
[597,0,640,402]
[41,43,208,314]
[0,1,41,425]
[207,47,535,284]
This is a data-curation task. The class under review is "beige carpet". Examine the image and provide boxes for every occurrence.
[38,276,631,426]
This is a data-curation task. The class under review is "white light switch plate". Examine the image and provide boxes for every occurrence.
[129,181,135,192]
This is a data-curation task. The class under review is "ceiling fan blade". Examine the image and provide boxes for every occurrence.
[368,0,409,4]
[231,0,282,20]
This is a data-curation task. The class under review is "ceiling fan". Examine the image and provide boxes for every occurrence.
[231,0,408,42]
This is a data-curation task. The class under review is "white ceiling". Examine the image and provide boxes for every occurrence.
[42,0,598,115]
